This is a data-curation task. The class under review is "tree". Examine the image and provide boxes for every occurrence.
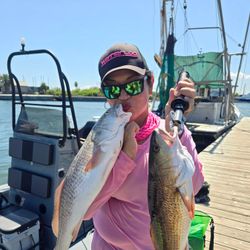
[74,81,78,89]
[0,74,11,93]
[39,82,50,94]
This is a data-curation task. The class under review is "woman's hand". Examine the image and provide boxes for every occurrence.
[165,77,196,132]
[122,121,139,160]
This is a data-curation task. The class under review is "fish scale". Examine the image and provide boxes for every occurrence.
[57,135,94,245]
[148,130,194,250]
[52,104,131,250]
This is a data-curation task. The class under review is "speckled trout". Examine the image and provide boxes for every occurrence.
[148,127,195,250]
[52,104,131,250]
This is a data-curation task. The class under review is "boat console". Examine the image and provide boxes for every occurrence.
[0,45,93,249]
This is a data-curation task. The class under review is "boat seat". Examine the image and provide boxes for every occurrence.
[9,137,54,166]
[8,168,51,198]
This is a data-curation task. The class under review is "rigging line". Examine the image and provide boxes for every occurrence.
[172,0,179,35]
[239,40,249,94]
[163,0,177,39]
[183,0,188,31]
[233,13,250,95]
[173,0,187,37]
[225,32,243,48]
[169,0,175,35]
[183,0,190,57]
[177,0,200,55]
[187,28,200,53]
[175,0,189,40]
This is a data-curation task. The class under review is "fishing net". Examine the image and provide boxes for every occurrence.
[174,52,224,89]
[188,210,214,250]
[157,51,224,114]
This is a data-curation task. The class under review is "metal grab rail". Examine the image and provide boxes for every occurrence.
[7,45,81,148]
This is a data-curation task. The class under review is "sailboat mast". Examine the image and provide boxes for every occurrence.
[233,14,250,95]
[216,0,232,122]
[159,0,174,58]
[155,0,176,116]
[159,0,168,59]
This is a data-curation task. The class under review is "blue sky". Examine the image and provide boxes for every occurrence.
[0,0,249,94]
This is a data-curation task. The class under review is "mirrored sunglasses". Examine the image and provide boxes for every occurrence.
[101,76,147,99]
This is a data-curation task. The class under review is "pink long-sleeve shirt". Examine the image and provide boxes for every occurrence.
[84,125,204,250]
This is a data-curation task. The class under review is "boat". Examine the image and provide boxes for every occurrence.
[235,92,250,102]
[0,44,94,249]
[152,0,249,152]
[0,1,249,249]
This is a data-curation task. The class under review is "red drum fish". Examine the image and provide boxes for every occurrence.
[148,126,195,250]
[52,104,131,250]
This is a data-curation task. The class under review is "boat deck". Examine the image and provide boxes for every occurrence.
[187,122,234,135]
[186,121,237,153]
[196,117,250,249]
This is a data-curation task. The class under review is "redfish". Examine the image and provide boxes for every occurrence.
[52,104,131,250]
[148,127,195,250]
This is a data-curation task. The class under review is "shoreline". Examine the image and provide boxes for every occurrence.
[0,94,106,102]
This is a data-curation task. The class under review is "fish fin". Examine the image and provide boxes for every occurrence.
[150,224,158,249]
[52,179,65,237]
[180,190,195,219]
[83,148,101,172]
[190,193,195,219]
[72,220,82,242]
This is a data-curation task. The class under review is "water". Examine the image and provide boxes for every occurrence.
[236,102,250,117]
[0,100,107,185]
[0,100,250,185]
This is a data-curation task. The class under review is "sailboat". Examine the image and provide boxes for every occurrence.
[235,92,250,102]
[153,0,249,152]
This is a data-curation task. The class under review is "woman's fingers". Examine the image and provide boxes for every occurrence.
[174,87,196,99]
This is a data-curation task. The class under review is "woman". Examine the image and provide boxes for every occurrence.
[84,43,204,249]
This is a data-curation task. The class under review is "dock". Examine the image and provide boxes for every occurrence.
[196,117,250,249]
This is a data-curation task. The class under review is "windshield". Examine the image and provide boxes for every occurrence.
[15,106,69,137]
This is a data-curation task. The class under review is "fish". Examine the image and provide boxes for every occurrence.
[148,126,195,250]
[52,104,131,250]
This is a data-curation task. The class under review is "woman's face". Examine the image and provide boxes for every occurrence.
[103,69,153,127]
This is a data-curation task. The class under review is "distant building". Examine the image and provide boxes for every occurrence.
[2,80,39,94]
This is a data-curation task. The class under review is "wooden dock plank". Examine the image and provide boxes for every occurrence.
[208,191,250,205]
[195,117,250,249]
[207,196,250,211]
[205,232,250,250]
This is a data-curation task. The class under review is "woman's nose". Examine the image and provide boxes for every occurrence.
[118,89,130,100]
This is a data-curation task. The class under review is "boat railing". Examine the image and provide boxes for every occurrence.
[7,44,81,148]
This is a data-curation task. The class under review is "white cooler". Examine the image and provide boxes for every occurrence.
[0,206,40,250]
